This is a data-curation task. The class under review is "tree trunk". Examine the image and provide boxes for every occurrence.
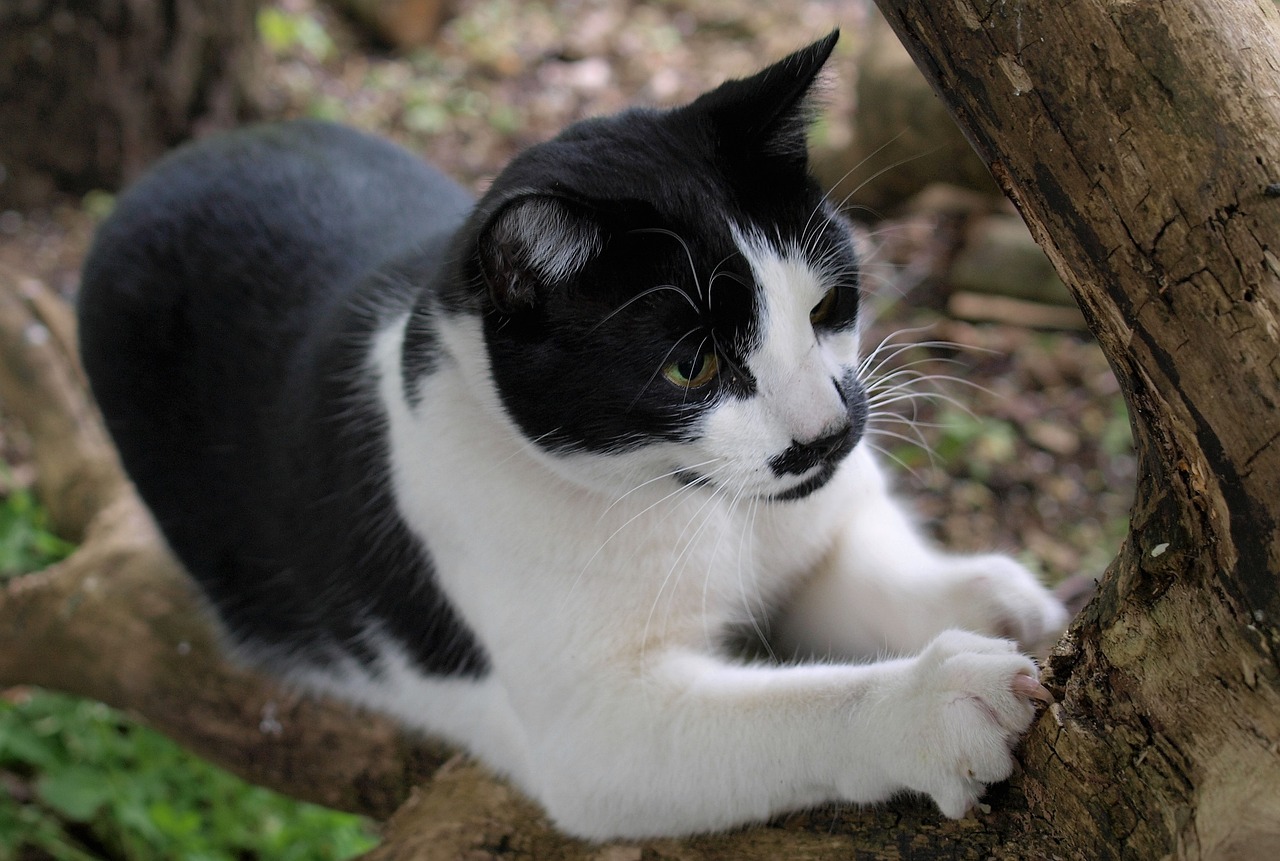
[3,1,1280,858]
[869,0,1280,857]
[0,0,260,208]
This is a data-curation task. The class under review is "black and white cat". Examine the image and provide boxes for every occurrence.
[78,32,1067,839]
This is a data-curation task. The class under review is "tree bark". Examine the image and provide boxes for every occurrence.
[870,0,1280,857]
[0,0,260,208]
[4,1,1280,857]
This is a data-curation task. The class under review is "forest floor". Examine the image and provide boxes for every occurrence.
[0,0,1135,585]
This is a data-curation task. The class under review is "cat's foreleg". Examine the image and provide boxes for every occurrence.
[520,631,1048,838]
[772,448,1068,661]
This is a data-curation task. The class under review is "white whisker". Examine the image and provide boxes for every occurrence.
[631,227,704,302]
[800,129,910,257]
[591,284,699,333]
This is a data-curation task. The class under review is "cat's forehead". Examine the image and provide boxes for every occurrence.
[503,106,827,222]
[586,139,845,286]
[646,195,855,310]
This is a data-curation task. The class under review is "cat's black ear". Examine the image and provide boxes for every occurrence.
[686,30,838,168]
[477,195,603,312]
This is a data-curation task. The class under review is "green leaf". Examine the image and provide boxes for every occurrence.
[0,482,76,578]
[256,7,333,60]
[36,766,115,822]
[0,721,62,770]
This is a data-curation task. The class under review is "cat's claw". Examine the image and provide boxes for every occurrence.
[1012,672,1055,706]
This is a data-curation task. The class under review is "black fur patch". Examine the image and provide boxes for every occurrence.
[453,31,850,456]
[79,121,488,677]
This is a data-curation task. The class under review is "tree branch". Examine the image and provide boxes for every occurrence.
[871,1,1280,856]
[0,263,121,540]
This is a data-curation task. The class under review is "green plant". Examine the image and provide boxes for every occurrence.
[886,406,1019,480]
[257,6,334,61]
[0,691,379,861]
[1,485,377,859]
[0,483,75,579]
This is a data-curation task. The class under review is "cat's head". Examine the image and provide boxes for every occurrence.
[457,32,866,501]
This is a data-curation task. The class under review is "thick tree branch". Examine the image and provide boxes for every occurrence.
[871,1,1280,857]
[0,263,121,540]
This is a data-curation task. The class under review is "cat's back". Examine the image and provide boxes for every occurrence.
[80,119,470,366]
[79,119,471,507]
[77,120,484,671]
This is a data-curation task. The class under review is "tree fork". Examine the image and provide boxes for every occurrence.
[870,0,1280,856]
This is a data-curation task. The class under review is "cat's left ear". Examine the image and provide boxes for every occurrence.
[686,30,839,169]
[477,195,603,313]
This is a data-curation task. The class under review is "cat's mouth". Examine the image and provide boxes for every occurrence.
[770,461,839,501]
[673,460,840,502]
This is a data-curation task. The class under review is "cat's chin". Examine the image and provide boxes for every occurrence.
[673,461,840,503]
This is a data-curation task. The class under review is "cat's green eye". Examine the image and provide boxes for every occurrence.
[663,351,720,389]
[810,287,839,326]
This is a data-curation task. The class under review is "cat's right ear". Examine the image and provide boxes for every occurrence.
[477,195,603,313]
[684,31,838,171]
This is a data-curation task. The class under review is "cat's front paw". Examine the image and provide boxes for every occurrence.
[879,629,1051,819]
[939,555,1069,652]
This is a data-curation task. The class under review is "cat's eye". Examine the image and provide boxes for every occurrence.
[810,288,840,326]
[663,351,720,389]
[809,284,856,328]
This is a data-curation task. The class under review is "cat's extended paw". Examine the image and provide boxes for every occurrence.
[880,629,1050,819]
[939,555,1069,652]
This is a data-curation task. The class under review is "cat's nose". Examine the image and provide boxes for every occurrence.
[769,425,856,476]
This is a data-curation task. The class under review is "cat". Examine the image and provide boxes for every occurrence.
[78,31,1069,839]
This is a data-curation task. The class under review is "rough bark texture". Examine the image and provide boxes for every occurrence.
[870,0,1280,858]
[0,0,260,208]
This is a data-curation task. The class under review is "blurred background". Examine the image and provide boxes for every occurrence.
[0,0,1134,857]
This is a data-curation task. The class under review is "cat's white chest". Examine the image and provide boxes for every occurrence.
[375,314,833,664]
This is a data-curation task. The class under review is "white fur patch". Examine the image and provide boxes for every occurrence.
[681,224,861,498]
[497,197,601,284]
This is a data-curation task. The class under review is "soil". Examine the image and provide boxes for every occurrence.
[0,0,1134,587]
